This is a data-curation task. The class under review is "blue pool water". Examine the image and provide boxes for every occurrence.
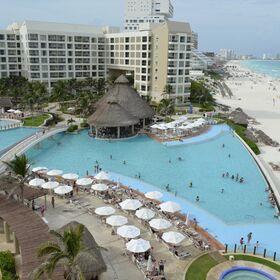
[26,125,271,224]
[221,267,276,280]
[25,124,280,257]
[240,60,280,78]
[0,127,39,153]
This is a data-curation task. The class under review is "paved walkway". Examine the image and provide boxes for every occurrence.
[37,192,203,280]
[207,260,280,279]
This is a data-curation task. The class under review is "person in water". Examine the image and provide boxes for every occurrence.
[189,181,193,188]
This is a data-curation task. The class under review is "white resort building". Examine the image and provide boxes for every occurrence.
[124,0,174,31]
[0,19,193,105]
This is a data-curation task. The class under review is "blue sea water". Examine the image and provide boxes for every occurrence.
[240,60,280,79]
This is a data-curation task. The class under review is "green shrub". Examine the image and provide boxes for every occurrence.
[45,113,64,127]
[67,124,78,133]
[2,271,16,280]
[224,119,260,155]
[80,122,89,128]
[0,251,17,279]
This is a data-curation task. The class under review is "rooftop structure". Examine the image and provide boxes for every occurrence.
[124,0,174,31]
[88,75,154,138]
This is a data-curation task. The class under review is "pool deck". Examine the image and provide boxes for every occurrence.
[35,192,203,280]
[207,260,280,279]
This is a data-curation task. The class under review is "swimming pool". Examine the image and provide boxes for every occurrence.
[26,124,272,224]
[220,267,276,280]
[0,127,40,153]
[26,124,280,256]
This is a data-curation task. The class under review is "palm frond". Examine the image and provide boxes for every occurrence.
[37,242,62,257]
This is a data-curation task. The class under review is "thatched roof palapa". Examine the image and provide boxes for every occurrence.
[58,221,107,280]
[94,75,154,121]
[0,96,12,108]
[88,100,139,127]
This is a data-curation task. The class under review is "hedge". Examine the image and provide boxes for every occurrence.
[0,251,18,280]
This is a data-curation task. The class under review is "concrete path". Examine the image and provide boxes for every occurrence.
[36,192,203,280]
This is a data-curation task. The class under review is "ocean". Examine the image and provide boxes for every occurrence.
[239,60,280,79]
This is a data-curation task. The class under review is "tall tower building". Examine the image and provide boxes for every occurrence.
[124,0,174,31]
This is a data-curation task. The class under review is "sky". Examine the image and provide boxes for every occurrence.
[0,0,279,56]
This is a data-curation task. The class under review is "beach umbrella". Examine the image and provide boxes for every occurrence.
[47,169,63,176]
[135,208,155,220]
[162,231,186,245]
[146,255,153,272]
[76,178,93,186]
[29,178,46,187]
[117,225,140,239]
[94,171,110,180]
[91,183,108,191]
[32,166,48,173]
[149,218,172,230]
[119,199,143,211]
[62,173,79,181]
[159,201,181,213]
[54,185,73,195]
[41,181,59,190]
[145,191,163,200]
[126,238,151,253]
[106,215,128,227]
[95,206,115,216]
[7,109,15,113]
[14,110,22,114]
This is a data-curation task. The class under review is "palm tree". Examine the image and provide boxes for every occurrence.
[33,224,87,280]
[157,98,175,116]
[93,78,107,96]
[4,154,30,203]
[163,84,173,99]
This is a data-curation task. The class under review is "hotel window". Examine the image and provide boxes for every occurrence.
[7,34,16,40]
[28,34,38,41]
[40,35,47,41]
[0,50,5,55]
[125,59,129,65]
[0,34,5,40]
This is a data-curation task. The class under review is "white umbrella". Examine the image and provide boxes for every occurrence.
[135,208,155,220]
[47,169,63,176]
[126,238,151,253]
[7,109,15,113]
[54,185,73,195]
[145,191,163,200]
[32,166,48,173]
[119,199,143,211]
[14,110,22,114]
[117,225,140,239]
[106,215,128,227]
[159,201,181,213]
[94,171,110,180]
[41,181,59,190]
[29,178,46,187]
[95,206,115,216]
[76,178,93,186]
[91,183,108,191]
[149,218,172,230]
[62,173,79,180]
[146,255,153,272]
[162,231,186,245]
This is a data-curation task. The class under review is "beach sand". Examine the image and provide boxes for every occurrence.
[215,61,280,193]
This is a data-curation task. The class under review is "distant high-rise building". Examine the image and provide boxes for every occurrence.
[124,0,174,31]
[219,49,235,60]
[191,32,198,49]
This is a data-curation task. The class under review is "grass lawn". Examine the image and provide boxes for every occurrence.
[185,254,219,280]
[23,114,50,127]
[225,255,280,272]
